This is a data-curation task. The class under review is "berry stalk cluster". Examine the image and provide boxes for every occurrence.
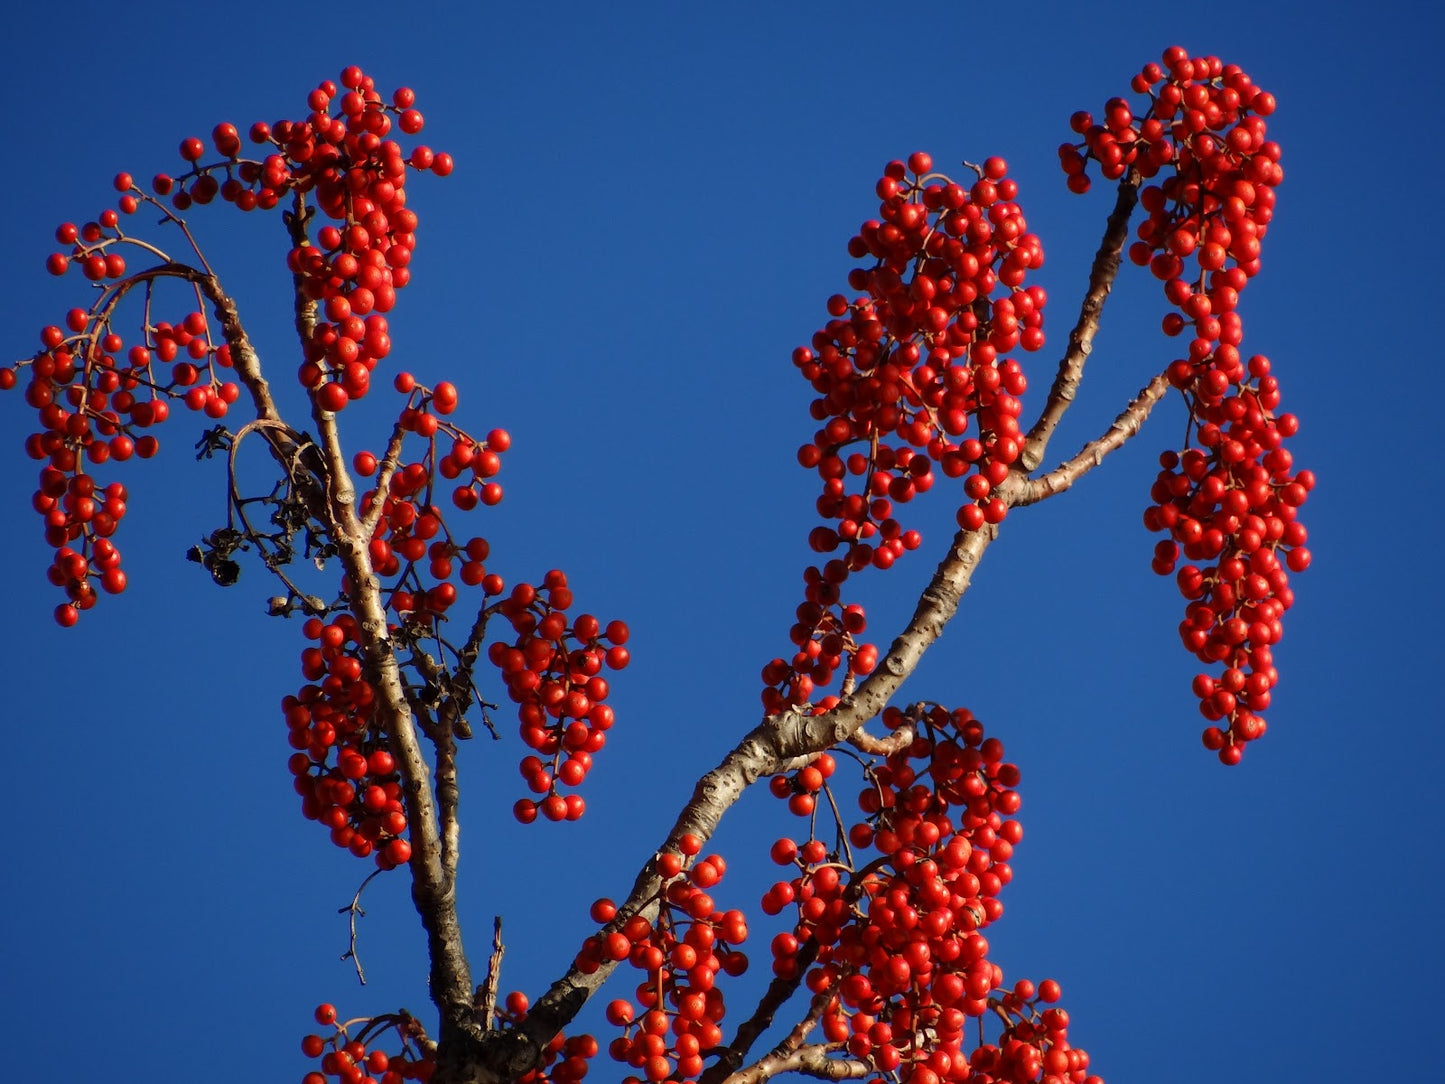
[1061,47,1310,763]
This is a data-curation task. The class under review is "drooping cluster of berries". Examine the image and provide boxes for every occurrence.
[32,471,128,626]
[760,598,877,715]
[353,398,510,621]
[772,154,1044,710]
[356,395,628,825]
[760,706,1098,1082]
[793,152,1045,550]
[150,65,448,414]
[489,571,630,823]
[9,308,245,624]
[6,67,448,624]
[284,615,412,869]
[960,980,1098,1084]
[1061,47,1308,763]
[302,1003,436,1084]
[275,69,451,413]
[574,835,749,1083]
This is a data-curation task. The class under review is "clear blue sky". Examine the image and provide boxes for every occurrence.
[2,3,1439,1083]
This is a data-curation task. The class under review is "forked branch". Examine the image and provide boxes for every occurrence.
[725,990,867,1084]
[477,525,998,1080]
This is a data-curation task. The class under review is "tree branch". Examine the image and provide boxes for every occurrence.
[1019,168,1141,473]
[847,721,915,757]
[1005,372,1171,507]
[267,198,478,1053]
[453,525,998,1082]
[724,990,867,1084]
[700,939,819,1084]
[727,1044,870,1084]
[322,387,477,1051]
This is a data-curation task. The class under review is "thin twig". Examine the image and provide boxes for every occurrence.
[700,939,819,1084]
[477,916,505,1031]
[339,869,386,985]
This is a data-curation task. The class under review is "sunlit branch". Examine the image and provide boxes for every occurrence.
[726,990,866,1084]
[265,190,477,1050]
[1019,168,1142,473]
[477,917,505,1032]
[847,722,915,757]
[1006,373,1171,507]
[491,525,998,1077]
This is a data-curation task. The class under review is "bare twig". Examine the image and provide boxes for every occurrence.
[477,917,505,1032]
[339,869,386,985]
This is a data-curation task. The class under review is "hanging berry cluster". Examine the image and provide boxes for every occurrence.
[772,153,1045,711]
[275,67,453,413]
[353,384,510,616]
[5,66,449,625]
[760,601,876,716]
[12,307,244,625]
[575,835,749,1083]
[761,706,1098,1083]
[301,1003,436,1084]
[490,571,631,823]
[284,614,412,869]
[1061,47,1309,763]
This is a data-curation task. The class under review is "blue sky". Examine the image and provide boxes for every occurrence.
[2,3,1440,1083]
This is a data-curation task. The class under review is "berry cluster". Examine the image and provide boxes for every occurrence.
[490,571,630,823]
[759,707,1097,1082]
[760,600,877,715]
[301,1003,436,1084]
[961,979,1097,1084]
[793,152,1045,551]
[273,69,451,413]
[767,750,840,819]
[353,397,510,619]
[357,398,630,826]
[1062,47,1309,762]
[772,154,1044,709]
[11,307,245,624]
[284,615,412,869]
[149,66,448,415]
[33,473,129,626]
[575,835,749,1083]
[5,66,448,623]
